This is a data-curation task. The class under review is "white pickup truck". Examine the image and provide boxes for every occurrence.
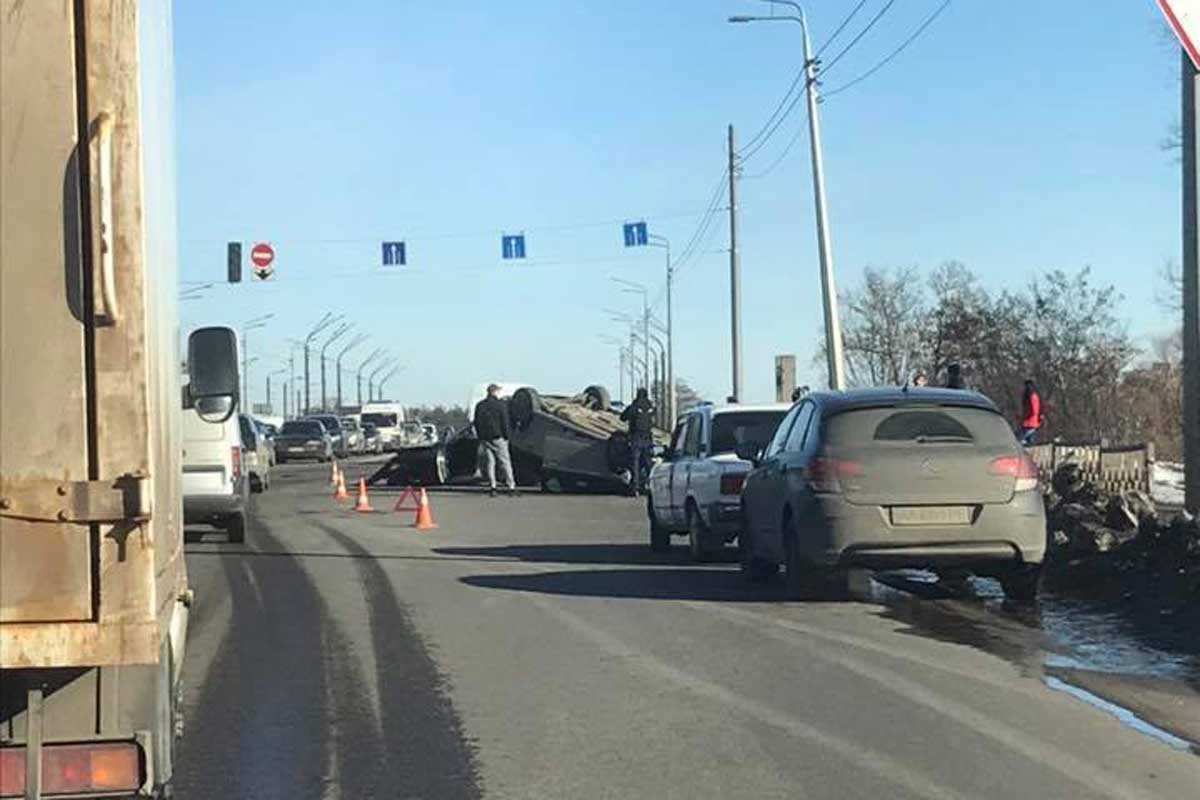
[647,403,789,560]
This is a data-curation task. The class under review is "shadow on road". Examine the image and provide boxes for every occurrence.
[460,567,791,602]
[435,543,739,566]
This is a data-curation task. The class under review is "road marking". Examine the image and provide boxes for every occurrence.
[320,625,343,800]
[529,596,969,800]
[693,601,1170,800]
[240,559,264,609]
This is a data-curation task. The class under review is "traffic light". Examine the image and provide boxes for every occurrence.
[227,242,241,283]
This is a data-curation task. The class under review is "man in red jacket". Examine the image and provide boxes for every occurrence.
[1017,379,1042,445]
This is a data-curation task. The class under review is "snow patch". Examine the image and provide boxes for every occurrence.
[1152,462,1186,506]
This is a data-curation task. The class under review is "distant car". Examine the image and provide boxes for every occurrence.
[183,408,249,542]
[305,414,348,457]
[275,419,334,463]
[361,401,406,450]
[420,423,438,445]
[362,422,383,454]
[738,388,1046,603]
[341,416,365,454]
[240,414,271,492]
[647,403,789,559]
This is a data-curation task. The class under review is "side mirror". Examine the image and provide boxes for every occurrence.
[735,441,761,464]
[187,327,239,423]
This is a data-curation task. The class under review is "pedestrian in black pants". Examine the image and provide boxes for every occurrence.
[620,387,655,496]
[474,384,518,497]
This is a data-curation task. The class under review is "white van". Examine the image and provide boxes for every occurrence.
[182,407,250,542]
[360,401,406,451]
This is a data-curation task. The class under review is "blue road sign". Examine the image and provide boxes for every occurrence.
[502,234,526,260]
[382,241,406,266]
[623,221,648,247]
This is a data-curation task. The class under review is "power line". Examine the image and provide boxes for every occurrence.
[823,0,952,98]
[743,121,806,179]
[738,81,808,162]
[737,67,806,157]
[814,0,872,58]
[819,0,900,77]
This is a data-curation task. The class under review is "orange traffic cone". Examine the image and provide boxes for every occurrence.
[354,477,374,513]
[413,487,437,530]
[330,459,339,486]
[333,469,350,502]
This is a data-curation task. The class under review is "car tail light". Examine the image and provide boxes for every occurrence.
[230,446,242,481]
[719,473,746,495]
[807,457,864,494]
[0,743,141,798]
[989,454,1039,492]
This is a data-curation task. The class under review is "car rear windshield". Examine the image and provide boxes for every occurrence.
[281,421,322,436]
[341,419,359,430]
[362,412,397,427]
[825,405,1016,448]
[710,411,787,455]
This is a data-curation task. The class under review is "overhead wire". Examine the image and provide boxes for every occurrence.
[813,0,872,58]
[743,122,806,180]
[823,0,952,98]
[818,0,900,77]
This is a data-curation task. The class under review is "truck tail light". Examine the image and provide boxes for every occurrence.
[0,742,141,798]
[231,446,242,481]
[989,454,1039,492]
[719,474,746,495]
[807,457,864,494]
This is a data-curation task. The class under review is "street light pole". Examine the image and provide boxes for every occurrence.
[267,368,286,412]
[241,313,274,412]
[368,359,394,402]
[357,348,384,406]
[319,323,352,411]
[378,365,404,400]
[730,1,846,390]
[728,123,744,401]
[612,277,651,392]
[337,333,369,411]
[647,235,673,426]
[303,313,338,414]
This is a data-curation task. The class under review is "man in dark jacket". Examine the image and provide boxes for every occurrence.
[474,384,517,497]
[620,387,655,495]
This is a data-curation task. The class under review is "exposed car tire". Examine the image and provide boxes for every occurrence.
[648,496,670,552]
[738,521,777,583]
[687,504,717,562]
[510,387,541,427]
[226,513,246,544]
[783,519,828,600]
[999,563,1041,606]
[583,384,611,412]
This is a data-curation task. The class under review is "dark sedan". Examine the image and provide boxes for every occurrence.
[274,419,334,463]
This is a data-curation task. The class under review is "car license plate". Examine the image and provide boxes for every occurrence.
[890,506,971,526]
[289,446,306,453]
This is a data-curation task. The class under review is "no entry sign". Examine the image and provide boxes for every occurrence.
[250,242,275,280]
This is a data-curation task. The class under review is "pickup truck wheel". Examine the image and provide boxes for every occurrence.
[687,504,716,563]
[648,496,670,552]
[226,513,246,544]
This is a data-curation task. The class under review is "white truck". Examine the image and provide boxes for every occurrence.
[1,2,239,796]
[647,403,789,560]
[360,401,407,451]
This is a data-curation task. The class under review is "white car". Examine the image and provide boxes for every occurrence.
[647,403,789,560]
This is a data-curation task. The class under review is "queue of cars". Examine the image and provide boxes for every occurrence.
[646,388,1047,605]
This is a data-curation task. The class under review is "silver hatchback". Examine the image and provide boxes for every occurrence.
[738,388,1046,603]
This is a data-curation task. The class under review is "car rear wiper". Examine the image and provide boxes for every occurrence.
[914,435,973,443]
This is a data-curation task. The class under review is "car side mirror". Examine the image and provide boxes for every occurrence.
[735,441,761,464]
[187,326,239,423]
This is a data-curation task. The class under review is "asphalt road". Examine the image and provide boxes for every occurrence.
[175,460,1199,799]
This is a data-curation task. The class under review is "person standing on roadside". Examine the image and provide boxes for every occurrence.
[1017,379,1042,446]
[620,387,655,496]
[946,363,965,389]
[474,384,517,497]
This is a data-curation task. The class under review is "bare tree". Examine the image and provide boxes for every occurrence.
[836,266,927,387]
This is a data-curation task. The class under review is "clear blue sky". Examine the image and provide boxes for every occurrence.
[175,1,1183,410]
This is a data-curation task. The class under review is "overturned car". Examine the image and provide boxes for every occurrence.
[368,384,667,493]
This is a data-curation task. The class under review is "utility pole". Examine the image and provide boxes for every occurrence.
[1182,48,1200,513]
[337,333,368,412]
[303,313,337,414]
[800,14,846,390]
[320,323,351,412]
[728,124,744,402]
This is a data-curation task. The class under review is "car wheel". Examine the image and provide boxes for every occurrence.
[226,513,246,544]
[648,495,670,552]
[783,516,824,600]
[582,384,611,412]
[738,517,777,583]
[687,504,716,562]
[510,387,541,428]
[277,456,286,464]
[999,563,1041,606]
